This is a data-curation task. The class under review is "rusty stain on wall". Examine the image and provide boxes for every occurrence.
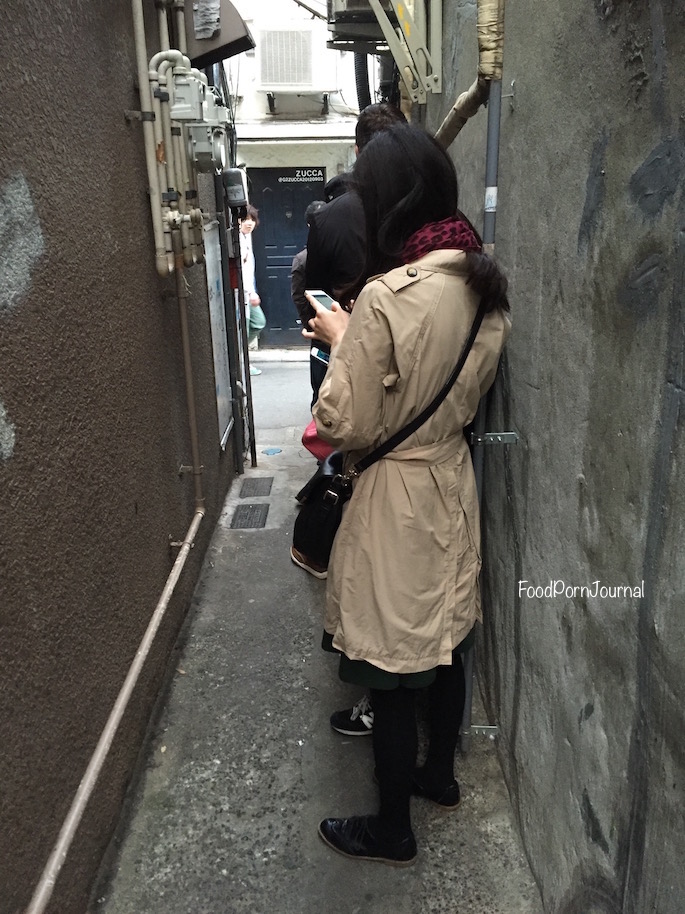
[0,173,45,314]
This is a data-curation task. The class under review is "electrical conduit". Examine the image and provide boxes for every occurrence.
[434,0,505,150]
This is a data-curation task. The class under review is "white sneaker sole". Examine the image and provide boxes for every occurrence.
[290,547,328,579]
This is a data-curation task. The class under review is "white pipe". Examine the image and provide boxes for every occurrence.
[173,128,195,265]
[158,2,171,51]
[132,0,172,275]
[25,507,205,914]
[149,48,190,72]
[191,67,208,85]
[149,72,175,266]
[158,60,195,264]
[174,0,187,55]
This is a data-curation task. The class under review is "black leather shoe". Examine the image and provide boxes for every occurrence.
[318,815,417,866]
[412,769,461,810]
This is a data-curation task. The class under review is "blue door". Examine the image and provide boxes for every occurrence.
[247,167,326,347]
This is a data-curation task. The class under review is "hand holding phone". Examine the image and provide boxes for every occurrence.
[303,291,350,349]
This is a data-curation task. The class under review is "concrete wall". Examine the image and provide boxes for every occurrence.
[425,2,685,912]
[0,3,236,912]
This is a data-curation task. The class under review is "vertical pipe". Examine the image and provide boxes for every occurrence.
[462,76,504,753]
[173,229,205,508]
[131,0,172,275]
[482,79,502,252]
[158,2,171,51]
[175,0,187,55]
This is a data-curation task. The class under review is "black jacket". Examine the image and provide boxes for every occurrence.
[304,188,365,305]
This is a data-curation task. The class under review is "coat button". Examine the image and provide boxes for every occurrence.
[407,267,418,277]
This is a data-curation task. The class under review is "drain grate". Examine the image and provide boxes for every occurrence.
[230,503,269,529]
[239,477,274,498]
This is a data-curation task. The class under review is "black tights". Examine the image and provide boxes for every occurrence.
[370,650,466,835]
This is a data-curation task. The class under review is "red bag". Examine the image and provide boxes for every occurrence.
[302,418,335,461]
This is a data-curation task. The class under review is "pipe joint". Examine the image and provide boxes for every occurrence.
[148,49,187,74]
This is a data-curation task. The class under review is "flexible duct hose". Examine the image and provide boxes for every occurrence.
[354,52,372,111]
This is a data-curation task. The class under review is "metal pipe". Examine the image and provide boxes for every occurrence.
[131,0,172,275]
[24,510,204,914]
[460,1,506,754]
[158,1,171,51]
[173,229,206,507]
[174,0,188,55]
[434,0,504,149]
[149,48,190,72]
[482,78,502,252]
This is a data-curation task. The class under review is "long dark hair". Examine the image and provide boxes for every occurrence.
[350,124,509,312]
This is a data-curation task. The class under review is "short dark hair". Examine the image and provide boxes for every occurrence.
[246,204,259,225]
[305,200,326,225]
[354,103,406,151]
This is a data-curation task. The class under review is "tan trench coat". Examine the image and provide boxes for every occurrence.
[312,250,511,674]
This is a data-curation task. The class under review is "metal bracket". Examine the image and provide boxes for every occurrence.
[501,78,516,113]
[471,431,519,446]
[367,0,442,103]
[169,534,195,550]
[466,725,499,738]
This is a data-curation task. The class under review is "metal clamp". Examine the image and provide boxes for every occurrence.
[501,79,516,113]
[471,431,519,446]
[464,725,499,738]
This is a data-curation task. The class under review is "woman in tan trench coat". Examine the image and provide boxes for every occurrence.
[303,124,511,866]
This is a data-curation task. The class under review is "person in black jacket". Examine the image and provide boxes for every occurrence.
[297,104,407,737]
[305,104,406,309]
[290,200,327,405]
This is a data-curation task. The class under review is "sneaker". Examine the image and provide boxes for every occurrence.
[412,767,461,810]
[290,546,328,579]
[249,366,262,376]
[318,815,416,867]
[330,694,374,736]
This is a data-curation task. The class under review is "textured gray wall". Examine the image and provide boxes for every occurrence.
[426,2,684,912]
[0,3,235,912]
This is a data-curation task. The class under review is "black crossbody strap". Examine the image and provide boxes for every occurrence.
[351,301,486,476]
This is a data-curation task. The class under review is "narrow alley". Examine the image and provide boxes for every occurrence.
[92,356,542,914]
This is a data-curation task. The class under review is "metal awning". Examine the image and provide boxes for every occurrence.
[184,0,256,68]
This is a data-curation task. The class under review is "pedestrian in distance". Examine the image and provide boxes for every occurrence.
[239,204,266,376]
[303,123,511,866]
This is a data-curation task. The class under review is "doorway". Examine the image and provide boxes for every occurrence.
[247,167,326,347]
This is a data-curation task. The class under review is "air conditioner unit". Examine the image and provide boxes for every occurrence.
[256,25,338,93]
[327,0,395,47]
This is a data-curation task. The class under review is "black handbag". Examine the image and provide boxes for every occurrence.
[292,301,486,570]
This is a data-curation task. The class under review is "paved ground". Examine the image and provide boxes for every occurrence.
[93,356,542,914]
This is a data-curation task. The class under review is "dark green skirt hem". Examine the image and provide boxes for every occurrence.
[321,626,475,691]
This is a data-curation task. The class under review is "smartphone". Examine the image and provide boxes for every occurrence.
[311,347,330,365]
[306,289,335,310]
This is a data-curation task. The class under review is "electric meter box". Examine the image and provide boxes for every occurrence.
[171,74,205,121]
[222,168,249,208]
